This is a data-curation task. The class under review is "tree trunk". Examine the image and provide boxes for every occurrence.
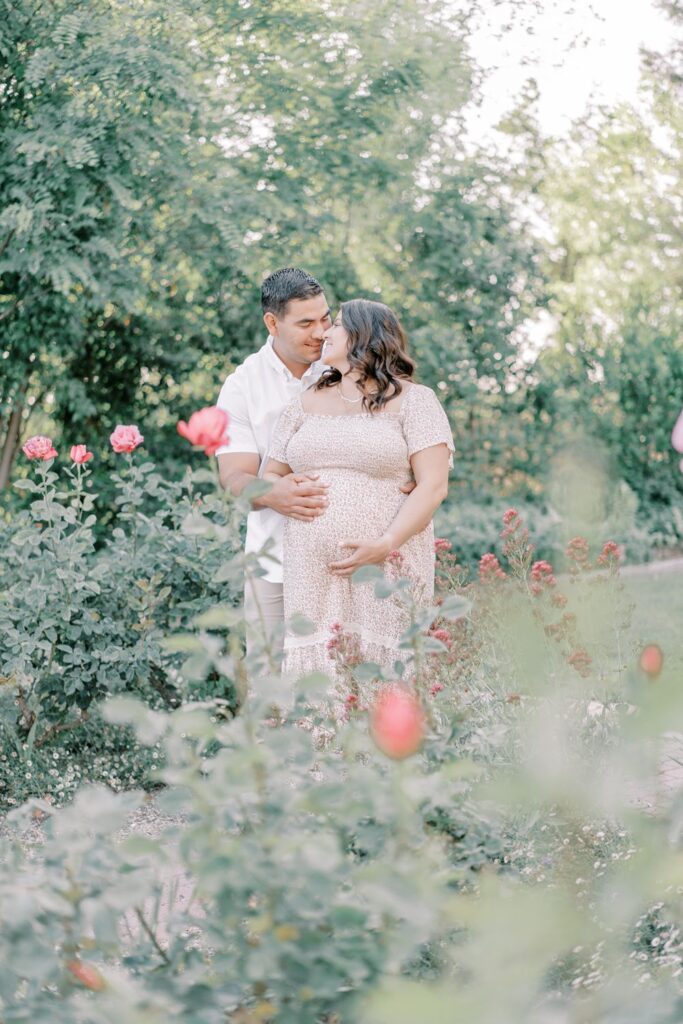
[0,399,24,492]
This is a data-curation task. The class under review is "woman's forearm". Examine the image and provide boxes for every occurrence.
[380,480,448,550]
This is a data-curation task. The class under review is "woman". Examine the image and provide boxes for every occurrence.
[264,298,454,678]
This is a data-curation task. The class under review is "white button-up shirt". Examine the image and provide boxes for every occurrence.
[215,337,323,583]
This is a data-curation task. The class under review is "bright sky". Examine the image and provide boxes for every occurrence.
[464,0,674,142]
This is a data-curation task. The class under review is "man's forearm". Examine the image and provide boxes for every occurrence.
[221,469,274,510]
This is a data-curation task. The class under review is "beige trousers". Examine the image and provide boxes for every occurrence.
[243,575,285,664]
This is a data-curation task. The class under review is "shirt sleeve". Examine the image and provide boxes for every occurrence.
[401,385,454,468]
[214,370,259,457]
[269,396,304,465]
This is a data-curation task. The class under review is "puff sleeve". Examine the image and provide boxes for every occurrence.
[268,396,304,465]
[401,384,454,468]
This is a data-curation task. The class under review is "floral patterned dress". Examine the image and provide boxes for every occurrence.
[268,383,454,679]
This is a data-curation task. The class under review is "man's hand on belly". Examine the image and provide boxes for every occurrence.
[263,473,330,521]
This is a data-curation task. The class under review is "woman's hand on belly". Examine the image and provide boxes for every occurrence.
[328,535,394,577]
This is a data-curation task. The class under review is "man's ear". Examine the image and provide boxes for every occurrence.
[263,311,278,336]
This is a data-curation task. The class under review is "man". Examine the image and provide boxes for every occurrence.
[215,267,331,659]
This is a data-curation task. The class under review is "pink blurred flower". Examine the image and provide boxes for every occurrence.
[385,548,404,570]
[568,647,592,678]
[177,406,230,457]
[22,436,57,461]
[429,682,444,697]
[502,508,519,526]
[565,536,590,568]
[370,686,425,760]
[110,425,144,453]
[429,627,452,648]
[597,541,622,568]
[66,959,107,992]
[434,537,452,553]
[478,552,507,582]
[530,560,557,591]
[639,644,664,678]
[672,410,683,454]
[70,444,94,465]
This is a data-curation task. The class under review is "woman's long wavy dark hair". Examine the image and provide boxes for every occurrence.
[316,298,415,412]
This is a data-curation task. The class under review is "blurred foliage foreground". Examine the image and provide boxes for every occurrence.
[1,447,683,1022]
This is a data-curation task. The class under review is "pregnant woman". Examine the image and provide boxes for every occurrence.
[263,298,454,679]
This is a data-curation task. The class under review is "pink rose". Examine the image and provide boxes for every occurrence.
[70,444,94,465]
[177,406,230,457]
[370,685,425,760]
[109,425,144,454]
[22,436,58,461]
[672,409,683,454]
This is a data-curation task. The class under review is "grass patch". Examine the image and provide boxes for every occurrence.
[623,566,683,669]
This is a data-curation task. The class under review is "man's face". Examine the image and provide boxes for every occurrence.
[266,294,332,366]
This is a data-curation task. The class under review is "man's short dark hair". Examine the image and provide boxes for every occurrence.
[261,267,323,318]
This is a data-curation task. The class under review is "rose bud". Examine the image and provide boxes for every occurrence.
[70,444,94,464]
[638,644,664,678]
[66,959,107,991]
[370,685,425,760]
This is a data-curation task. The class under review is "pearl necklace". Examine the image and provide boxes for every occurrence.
[337,383,363,404]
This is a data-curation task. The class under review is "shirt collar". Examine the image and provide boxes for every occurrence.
[264,335,324,383]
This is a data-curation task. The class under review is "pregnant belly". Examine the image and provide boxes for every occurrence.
[286,470,404,563]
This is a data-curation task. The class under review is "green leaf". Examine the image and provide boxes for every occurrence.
[182,510,215,537]
[241,479,273,502]
[294,670,333,695]
[161,633,204,653]
[287,613,316,636]
[194,604,242,630]
[330,905,368,929]
[353,661,383,682]
[422,636,448,653]
[190,467,218,485]
[213,558,242,583]
[438,594,471,619]
[352,565,385,584]
[374,578,399,599]
[181,652,210,681]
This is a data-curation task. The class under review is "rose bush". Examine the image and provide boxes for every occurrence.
[0,423,245,806]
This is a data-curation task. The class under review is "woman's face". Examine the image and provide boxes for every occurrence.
[321,313,350,369]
